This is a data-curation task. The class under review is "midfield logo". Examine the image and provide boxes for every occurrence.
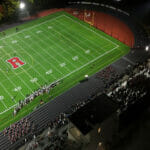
[7,57,25,69]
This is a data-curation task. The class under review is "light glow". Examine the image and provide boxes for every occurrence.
[19,2,25,9]
[85,74,88,78]
[145,46,149,51]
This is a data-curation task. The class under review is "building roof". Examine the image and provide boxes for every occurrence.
[69,94,119,135]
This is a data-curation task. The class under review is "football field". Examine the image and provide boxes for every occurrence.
[0,11,129,130]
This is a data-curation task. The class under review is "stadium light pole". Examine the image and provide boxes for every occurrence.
[145,46,149,52]
[19,2,26,10]
[85,74,88,78]
[18,1,28,19]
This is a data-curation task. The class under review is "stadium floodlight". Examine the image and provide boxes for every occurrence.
[85,74,88,78]
[145,46,149,51]
[19,2,25,9]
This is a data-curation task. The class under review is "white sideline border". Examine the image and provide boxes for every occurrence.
[0,13,118,48]
[0,13,119,114]
[62,15,118,47]
[0,45,119,115]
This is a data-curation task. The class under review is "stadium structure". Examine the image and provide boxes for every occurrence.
[0,1,149,150]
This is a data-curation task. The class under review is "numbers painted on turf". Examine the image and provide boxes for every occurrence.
[48,26,52,29]
[36,30,42,34]
[0,96,4,100]
[85,50,90,54]
[60,63,66,67]
[12,40,17,44]
[46,69,52,75]
[25,35,30,39]
[14,86,22,92]
[72,56,79,61]
[30,78,38,83]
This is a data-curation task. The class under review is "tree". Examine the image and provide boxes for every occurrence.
[0,5,3,20]
[28,0,34,3]
[0,0,34,21]
[1,0,19,20]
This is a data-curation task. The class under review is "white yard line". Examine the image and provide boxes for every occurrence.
[39,25,85,66]
[62,15,119,47]
[0,57,26,100]
[42,23,91,63]
[36,26,79,70]
[0,36,55,111]
[0,13,118,48]
[0,79,16,100]
[20,31,68,76]
[0,99,7,109]
[28,29,72,73]
[0,82,16,104]
[0,50,61,84]
[3,39,41,89]
[43,25,89,65]
[0,71,25,98]
[3,39,40,88]
[0,42,35,104]
[14,34,58,82]
[0,13,120,115]
[53,19,107,54]
[0,45,119,114]
[56,45,119,82]
[0,103,18,114]
[48,20,117,63]
[0,101,7,112]
[0,15,63,41]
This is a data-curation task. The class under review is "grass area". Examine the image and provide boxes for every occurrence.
[0,11,130,131]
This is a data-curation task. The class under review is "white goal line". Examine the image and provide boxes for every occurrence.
[0,12,119,115]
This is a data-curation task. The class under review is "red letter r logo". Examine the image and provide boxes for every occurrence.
[7,57,25,69]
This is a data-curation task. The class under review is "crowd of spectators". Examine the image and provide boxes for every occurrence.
[47,113,68,130]
[13,81,61,116]
[2,89,96,150]
[25,113,68,150]
[3,118,35,144]
[96,66,119,88]
[107,59,150,111]
[24,94,99,150]
[2,57,150,149]
[21,97,97,150]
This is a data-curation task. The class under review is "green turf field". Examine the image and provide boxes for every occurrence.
[0,11,130,131]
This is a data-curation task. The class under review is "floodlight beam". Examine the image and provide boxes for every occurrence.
[145,46,149,51]
[19,2,25,9]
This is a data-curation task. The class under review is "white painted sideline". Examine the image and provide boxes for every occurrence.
[0,13,119,115]
[0,44,119,115]
[62,15,118,47]
[0,13,118,48]
[0,15,63,41]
